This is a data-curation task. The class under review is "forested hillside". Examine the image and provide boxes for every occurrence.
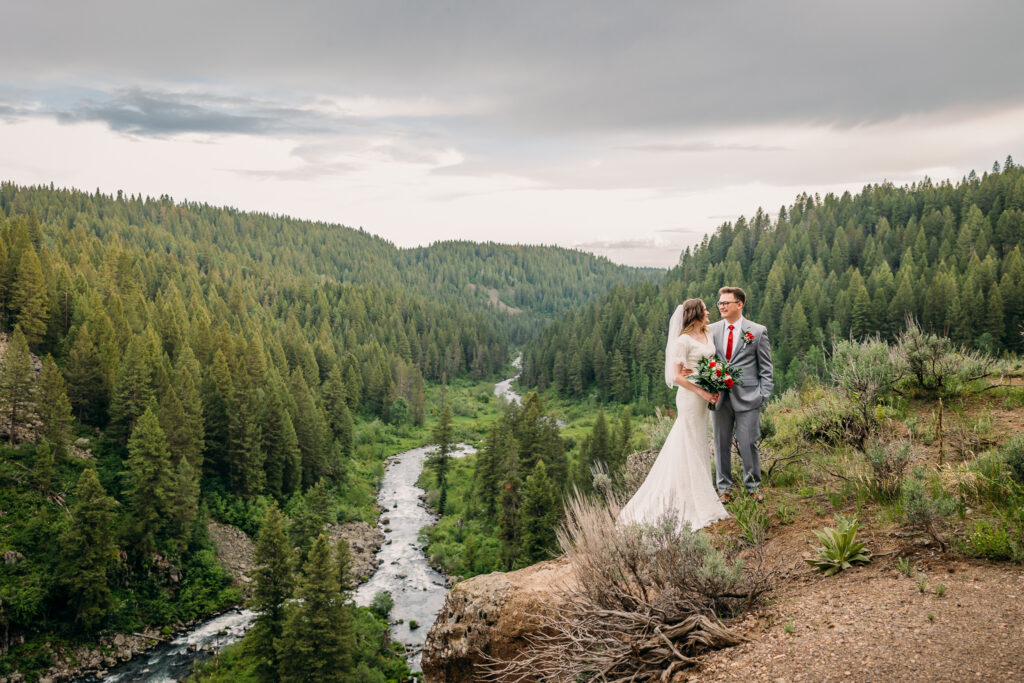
[521,158,1024,404]
[0,182,652,677]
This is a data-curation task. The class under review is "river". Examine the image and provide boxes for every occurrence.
[352,441,476,674]
[79,360,522,680]
[73,609,256,682]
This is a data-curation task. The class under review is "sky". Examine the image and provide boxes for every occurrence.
[2,1,1023,268]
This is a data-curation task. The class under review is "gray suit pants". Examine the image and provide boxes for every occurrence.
[712,399,762,493]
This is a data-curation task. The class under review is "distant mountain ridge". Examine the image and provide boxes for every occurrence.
[0,183,657,333]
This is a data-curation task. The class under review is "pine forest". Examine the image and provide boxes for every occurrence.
[2,158,1023,680]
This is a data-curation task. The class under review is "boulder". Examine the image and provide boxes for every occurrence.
[421,557,572,682]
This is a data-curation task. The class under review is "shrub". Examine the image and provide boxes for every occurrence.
[1004,436,1024,485]
[859,439,911,502]
[894,318,989,396]
[900,468,957,550]
[620,449,657,498]
[484,491,765,681]
[828,339,901,450]
[959,519,1024,563]
[795,391,869,448]
[805,514,871,576]
[370,591,394,619]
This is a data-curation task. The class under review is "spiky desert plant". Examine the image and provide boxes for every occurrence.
[805,514,871,576]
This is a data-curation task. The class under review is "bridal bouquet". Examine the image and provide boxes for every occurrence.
[693,356,743,410]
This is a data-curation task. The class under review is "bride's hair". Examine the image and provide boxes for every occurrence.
[679,298,708,335]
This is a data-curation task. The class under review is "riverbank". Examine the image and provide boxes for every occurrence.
[40,518,387,683]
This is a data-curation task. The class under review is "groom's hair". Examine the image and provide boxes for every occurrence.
[719,286,746,305]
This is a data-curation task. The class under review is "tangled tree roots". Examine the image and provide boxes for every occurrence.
[482,490,767,681]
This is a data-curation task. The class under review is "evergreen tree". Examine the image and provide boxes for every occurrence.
[107,337,154,445]
[33,441,55,490]
[288,479,334,562]
[11,247,49,347]
[323,364,354,444]
[261,376,302,501]
[430,400,455,514]
[247,503,294,682]
[0,326,35,444]
[277,534,355,682]
[608,350,630,403]
[202,349,234,485]
[610,407,633,477]
[227,374,265,497]
[290,369,327,489]
[518,460,557,564]
[124,406,177,559]
[498,477,520,570]
[580,410,611,487]
[172,347,205,471]
[475,420,516,520]
[335,537,354,592]
[59,468,118,628]
[37,355,73,451]
[63,325,107,427]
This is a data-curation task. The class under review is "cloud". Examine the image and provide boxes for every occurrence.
[3,1,1022,135]
[615,142,788,153]
[52,88,343,137]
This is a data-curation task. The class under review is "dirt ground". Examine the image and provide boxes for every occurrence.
[686,544,1024,682]
[680,383,1024,683]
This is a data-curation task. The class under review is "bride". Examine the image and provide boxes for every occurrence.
[617,298,729,530]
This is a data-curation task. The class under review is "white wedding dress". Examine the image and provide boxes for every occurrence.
[618,333,729,530]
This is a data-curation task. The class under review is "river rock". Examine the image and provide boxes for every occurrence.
[421,557,572,682]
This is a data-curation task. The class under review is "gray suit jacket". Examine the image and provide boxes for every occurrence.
[709,316,774,411]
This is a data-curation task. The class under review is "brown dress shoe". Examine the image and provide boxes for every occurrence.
[719,491,732,504]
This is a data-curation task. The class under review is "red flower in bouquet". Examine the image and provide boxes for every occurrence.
[693,356,743,410]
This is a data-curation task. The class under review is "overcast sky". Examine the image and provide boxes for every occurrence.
[2,1,1023,267]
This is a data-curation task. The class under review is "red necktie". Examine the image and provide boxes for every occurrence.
[726,324,734,361]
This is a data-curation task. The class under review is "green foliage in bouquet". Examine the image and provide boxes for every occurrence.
[805,514,872,576]
[693,356,743,410]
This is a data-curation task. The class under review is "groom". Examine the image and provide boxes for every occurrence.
[709,287,773,503]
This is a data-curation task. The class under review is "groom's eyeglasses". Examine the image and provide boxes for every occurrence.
[717,300,739,308]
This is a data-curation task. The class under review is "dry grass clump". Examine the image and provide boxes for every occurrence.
[482,491,766,682]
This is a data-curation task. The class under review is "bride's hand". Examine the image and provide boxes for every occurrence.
[705,391,720,403]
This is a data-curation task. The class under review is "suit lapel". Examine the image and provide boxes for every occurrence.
[725,317,745,363]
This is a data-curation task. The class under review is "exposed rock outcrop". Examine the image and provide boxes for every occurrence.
[207,520,255,590]
[421,557,571,682]
[43,627,166,682]
[205,519,384,593]
[325,520,385,581]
